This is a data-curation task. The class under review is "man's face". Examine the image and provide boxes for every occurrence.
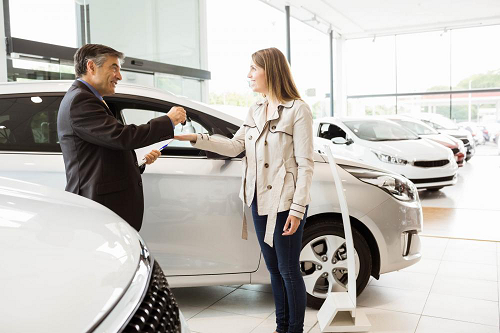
[89,56,122,96]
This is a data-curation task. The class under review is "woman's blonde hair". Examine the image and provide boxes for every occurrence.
[251,47,301,103]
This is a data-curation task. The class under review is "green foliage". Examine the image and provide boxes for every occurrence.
[209,91,259,107]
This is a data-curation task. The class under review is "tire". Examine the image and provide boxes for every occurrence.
[426,186,444,192]
[300,218,372,309]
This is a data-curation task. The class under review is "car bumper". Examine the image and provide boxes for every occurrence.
[360,197,423,275]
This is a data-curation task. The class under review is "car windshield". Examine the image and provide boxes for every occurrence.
[427,116,459,130]
[391,119,439,135]
[343,120,419,141]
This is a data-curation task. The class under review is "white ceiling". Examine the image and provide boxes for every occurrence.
[260,0,500,39]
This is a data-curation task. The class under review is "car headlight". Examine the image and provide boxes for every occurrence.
[341,165,419,202]
[371,150,408,165]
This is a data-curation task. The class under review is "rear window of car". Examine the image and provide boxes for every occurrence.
[0,96,62,152]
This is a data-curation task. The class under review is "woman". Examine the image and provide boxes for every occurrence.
[175,47,314,333]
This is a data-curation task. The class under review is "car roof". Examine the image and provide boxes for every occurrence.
[0,80,244,127]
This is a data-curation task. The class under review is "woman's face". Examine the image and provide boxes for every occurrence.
[247,60,267,94]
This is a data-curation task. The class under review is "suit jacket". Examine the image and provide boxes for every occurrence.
[57,80,174,231]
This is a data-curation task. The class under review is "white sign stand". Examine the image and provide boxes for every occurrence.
[317,143,371,332]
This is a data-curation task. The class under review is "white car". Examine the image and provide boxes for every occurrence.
[315,117,459,191]
[409,113,476,161]
[0,81,423,308]
[386,116,466,167]
[0,177,189,333]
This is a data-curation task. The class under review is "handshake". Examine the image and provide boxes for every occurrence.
[166,106,187,126]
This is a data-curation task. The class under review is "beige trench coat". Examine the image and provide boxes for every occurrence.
[193,99,314,246]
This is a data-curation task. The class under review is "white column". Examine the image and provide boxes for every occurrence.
[0,2,8,82]
[334,37,346,117]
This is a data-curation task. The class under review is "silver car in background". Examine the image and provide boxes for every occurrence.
[0,81,422,308]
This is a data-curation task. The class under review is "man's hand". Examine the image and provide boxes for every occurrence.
[283,215,301,236]
[167,106,187,126]
[143,149,161,165]
[174,134,197,142]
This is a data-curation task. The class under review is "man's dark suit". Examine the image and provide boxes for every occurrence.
[57,80,174,231]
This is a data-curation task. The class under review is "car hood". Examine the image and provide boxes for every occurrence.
[0,177,142,333]
[437,128,469,138]
[421,134,458,148]
[361,138,451,160]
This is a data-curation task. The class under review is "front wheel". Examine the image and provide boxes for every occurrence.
[300,219,372,309]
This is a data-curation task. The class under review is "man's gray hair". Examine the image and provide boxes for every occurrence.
[74,44,124,77]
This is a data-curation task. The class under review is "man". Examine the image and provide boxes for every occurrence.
[57,44,186,231]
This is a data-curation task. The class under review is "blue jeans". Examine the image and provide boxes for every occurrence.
[251,196,307,333]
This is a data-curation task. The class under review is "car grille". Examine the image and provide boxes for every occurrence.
[451,148,459,154]
[410,175,456,184]
[123,262,181,333]
[413,160,450,167]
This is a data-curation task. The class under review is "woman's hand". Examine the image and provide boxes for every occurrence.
[282,215,301,236]
[174,134,197,142]
[143,149,161,165]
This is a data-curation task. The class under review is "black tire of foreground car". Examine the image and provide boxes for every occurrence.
[301,218,372,310]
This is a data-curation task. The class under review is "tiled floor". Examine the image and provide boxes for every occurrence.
[172,144,500,332]
[173,236,500,333]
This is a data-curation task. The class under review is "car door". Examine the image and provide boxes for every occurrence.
[110,95,261,276]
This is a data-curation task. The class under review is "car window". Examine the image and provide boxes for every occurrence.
[0,96,62,152]
[318,123,347,140]
[121,108,209,148]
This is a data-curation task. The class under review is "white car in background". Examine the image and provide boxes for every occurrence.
[0,81,423,309]
[409,113,476,161]
[386,116,466,167]
[0,177,189,333]
[315,117,459,191]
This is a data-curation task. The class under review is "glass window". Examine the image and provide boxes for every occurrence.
[9,0,78,47]
[345,36,396,95]
[88,0,201,69]
[347,96,396,116]
[0,96,62,152]
[451,26,500,91]
[390,119,438,135]
[396,31,450,94]
[155,74,202,102]
[290,17,330,119]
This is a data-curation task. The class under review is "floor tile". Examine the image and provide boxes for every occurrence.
[437,260,497,281]
[401,258,441,275]
[420,244,447,260]
[172,286,237,308]
[369,270,435,292]
[420,236,449,249]
[250,315,312,333]
[423,293,499,326]
[357,285,428,314]
[442,247,497,266]
[359,306,420,332]
[447,238,498,253]
[178,305,206,320]
[431,275,498,301]
[239,284,273,293]
[209,288,275,319]
[187,308,264,333]
[416,316,499,333]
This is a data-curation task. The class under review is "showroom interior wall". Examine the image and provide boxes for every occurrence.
[1,0,209,102]
[344,25,500,122]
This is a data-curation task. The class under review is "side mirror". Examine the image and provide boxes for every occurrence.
[331,137,348,145]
